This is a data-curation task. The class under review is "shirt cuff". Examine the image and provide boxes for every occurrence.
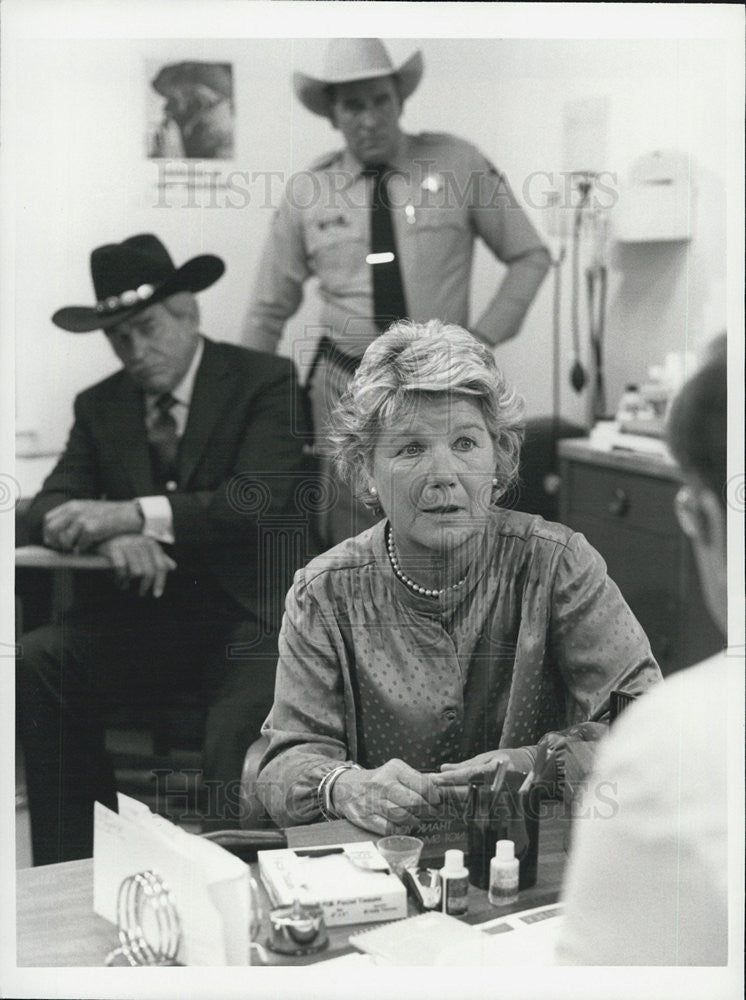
[136,495,175,544]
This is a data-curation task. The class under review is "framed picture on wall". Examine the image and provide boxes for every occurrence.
[145,59,235,159]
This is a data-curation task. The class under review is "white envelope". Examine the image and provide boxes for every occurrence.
[93,793,252,965]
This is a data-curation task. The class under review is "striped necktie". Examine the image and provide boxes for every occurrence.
[148,392,179,486]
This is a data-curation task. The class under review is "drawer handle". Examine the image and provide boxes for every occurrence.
[608,488,630,517]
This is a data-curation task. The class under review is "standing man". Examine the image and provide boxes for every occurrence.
[16,234,313,863]
[242,38,551,545]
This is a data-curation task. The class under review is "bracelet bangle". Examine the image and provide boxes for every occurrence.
[325,765,358,819]
[316,767,343,821]
[317,763,360,821]
[316,770,337,820]
[318,767,345,821]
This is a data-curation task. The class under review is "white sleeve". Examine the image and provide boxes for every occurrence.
[136,495,174,545]
[555,676,728,966]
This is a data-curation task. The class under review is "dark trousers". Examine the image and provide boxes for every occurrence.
[16,572,278,865]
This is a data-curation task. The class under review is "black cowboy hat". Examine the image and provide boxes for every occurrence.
[52,233,225,332]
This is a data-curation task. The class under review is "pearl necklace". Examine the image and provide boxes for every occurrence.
[385,525,467,598]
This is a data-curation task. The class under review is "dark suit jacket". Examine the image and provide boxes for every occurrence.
[27,337,315,628]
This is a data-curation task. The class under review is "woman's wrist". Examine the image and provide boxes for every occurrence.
[328,765,362,819]
[316,763,360,821]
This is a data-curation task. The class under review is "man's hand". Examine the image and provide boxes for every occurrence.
[43,500,144,552]
[97,534,176,598]
[331,759,442,836]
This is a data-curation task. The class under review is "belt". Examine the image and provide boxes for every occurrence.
[306,336,366,385]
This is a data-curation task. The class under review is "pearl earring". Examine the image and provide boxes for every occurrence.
[370,485,378,496]
[492,477,498,487]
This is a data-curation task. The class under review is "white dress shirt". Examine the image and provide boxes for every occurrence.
[137,336,204,544]
[555,651,731,965]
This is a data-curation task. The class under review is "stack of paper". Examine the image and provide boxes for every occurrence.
[343,903,564,966]
[93,794,252,965]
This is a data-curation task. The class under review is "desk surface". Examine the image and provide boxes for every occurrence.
[16,808,568,967]
[558,437,680,481]
[15,545,110,570]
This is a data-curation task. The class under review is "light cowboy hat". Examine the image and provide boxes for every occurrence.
[293,38,424,118]
[52,234,225,333]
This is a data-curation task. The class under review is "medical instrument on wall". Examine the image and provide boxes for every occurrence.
[550,239,567,442]
[586,261,608,419]
[569,174,593,394]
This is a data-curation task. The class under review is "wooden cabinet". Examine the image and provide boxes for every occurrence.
[558,440,722,676]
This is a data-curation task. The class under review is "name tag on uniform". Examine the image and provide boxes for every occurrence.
[366,252,395,265]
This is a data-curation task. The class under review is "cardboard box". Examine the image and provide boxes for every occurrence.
[258,842,407,927]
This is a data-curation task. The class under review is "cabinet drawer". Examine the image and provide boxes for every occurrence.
[563,512,722,675]
[563,462,679,537]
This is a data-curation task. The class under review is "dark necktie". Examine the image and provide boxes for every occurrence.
[148,392,179,486]
[366,164,408,332]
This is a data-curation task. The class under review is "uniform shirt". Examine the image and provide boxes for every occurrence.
[243,132,551,356]
[556,651,730,966]
[256,510,662,827]
[137,336,204,543]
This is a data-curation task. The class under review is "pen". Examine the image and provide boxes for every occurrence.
[490,760,510,796]
[517,770,534,795]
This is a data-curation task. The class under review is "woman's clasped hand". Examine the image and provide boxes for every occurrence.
[332,759,443,835]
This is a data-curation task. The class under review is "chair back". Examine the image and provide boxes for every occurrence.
[239,733,274,828]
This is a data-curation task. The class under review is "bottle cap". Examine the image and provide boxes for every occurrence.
[444,849,464,872]
[494,840,515,862]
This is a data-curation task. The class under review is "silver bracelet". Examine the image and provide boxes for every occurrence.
[317,763,360,821]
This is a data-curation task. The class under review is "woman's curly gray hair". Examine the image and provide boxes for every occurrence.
[328,319,525,510]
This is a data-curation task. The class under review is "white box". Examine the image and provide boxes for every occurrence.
[614,149,693,243]
[258,842,407,927]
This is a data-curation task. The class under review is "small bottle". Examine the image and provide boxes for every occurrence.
[641,365,670,420]
[489,840,519,907]
[616,383,643,422]
[440,849,469,916]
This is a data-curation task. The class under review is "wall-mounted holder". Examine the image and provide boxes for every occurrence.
[614,150,694,243]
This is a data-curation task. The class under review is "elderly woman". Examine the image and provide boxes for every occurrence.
[256,321,661,834]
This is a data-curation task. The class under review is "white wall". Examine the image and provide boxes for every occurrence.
[8,35,730,457]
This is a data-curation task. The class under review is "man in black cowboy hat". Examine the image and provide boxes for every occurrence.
[241,38,551,546]
[16,234,313,864]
